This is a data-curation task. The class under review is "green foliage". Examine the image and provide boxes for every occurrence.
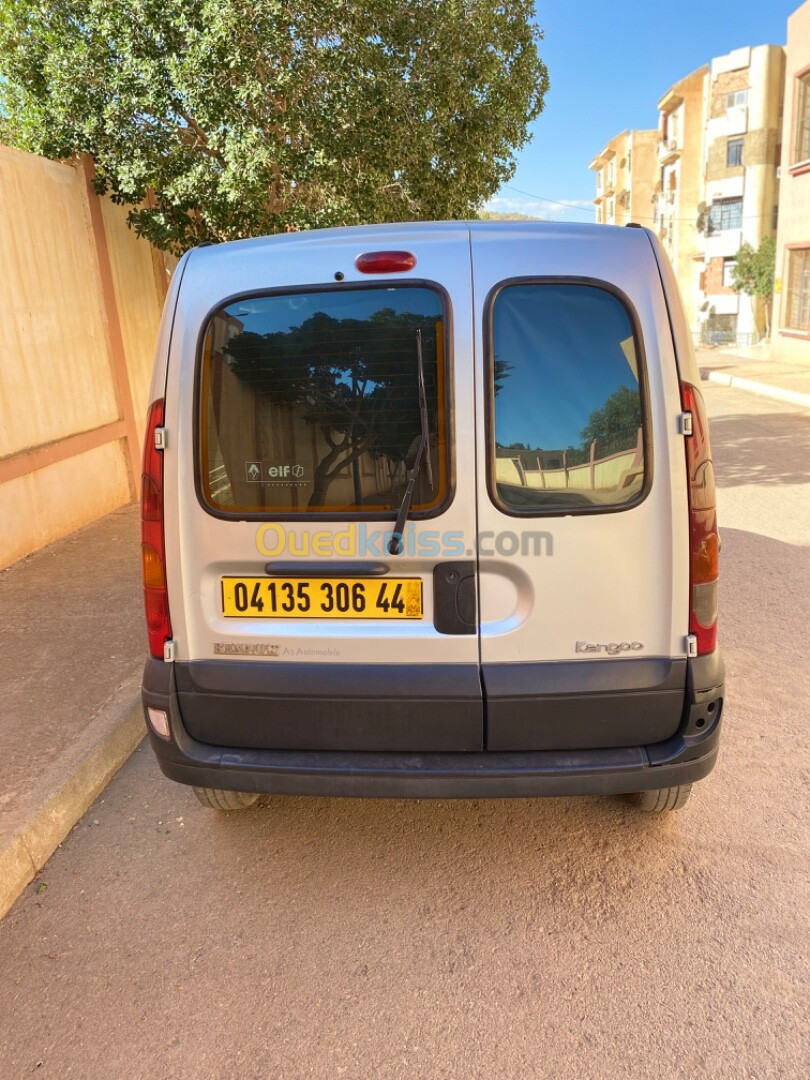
[0,0,548,253]
[224,307,439,506]
[731,236,776,301]
[479,210,541,221]
[580,385,641,451]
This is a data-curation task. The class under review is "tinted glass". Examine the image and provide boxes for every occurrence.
[200,287,447,514]
[490,283,645,513]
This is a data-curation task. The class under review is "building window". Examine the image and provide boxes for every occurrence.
[722,258,737,287]
[607,197,615,221]
[784,248,810,332]
[794,72,810,164]
[708,197,743,232]
[725,90,748,111]
[727,138,743,167]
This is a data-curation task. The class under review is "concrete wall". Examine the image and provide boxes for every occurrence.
[655,67,709,333]
[589,129,657,229]
[495,449,638,494]
[773,0,810,363]
[628,130,658,228]
[698,44,785,341]
[0,145,174,569]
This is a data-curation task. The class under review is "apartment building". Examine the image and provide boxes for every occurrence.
[773,0,810,360]
[588,130,657,227]
[590,46,785,344]
[696,45,785,344]
[652,66,709,334]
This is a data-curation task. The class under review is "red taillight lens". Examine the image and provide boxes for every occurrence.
[354,251,416,274]
[141,399,171,658]
[681,382,718,654]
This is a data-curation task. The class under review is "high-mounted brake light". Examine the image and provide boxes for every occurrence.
[680,382,718,655]
[355,251,417,274]
[141,398,172,658]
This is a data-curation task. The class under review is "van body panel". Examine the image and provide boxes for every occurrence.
[161,226,483,750]
[469,226,690,683]
[164,226,479,665]
[142,222,724,796]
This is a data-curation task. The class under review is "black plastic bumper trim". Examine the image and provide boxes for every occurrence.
[142,649,724,798]
[142,656,723,798]
[174,660,484,753]
[482,658,687,750]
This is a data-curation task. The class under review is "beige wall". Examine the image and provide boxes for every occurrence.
[0,145,172,569]
[628,130,658,227]
[656,67,709,333]
[697,45,785,342]
[99,196,173,445]
[589,129,657,228]
[773,0,810,363]
[0,149,120,457]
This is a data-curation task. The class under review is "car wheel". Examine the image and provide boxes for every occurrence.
[192,787,260,810]
[632,784,692,812]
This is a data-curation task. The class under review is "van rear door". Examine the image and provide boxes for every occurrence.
[470,224,691,752]
[163,225,483,752]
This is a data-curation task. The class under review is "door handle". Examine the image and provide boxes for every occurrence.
[433,561,477,635]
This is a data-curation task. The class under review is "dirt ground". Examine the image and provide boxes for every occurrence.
[0,383,807,1079]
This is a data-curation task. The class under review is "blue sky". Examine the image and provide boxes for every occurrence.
[493,284,637,450]
[485,0,799,222]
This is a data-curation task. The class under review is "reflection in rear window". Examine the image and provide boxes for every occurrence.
[490,283,646,513]
[200,287,448,514]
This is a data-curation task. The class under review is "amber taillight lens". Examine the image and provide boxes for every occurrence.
[141,399,172,657]
[680,382,718,654]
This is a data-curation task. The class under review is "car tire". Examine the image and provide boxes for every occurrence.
[192,787,260,811]
[632,784,692,812]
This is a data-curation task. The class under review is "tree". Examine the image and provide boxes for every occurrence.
[223,307,440,507]
[580,386,641,454]
[0,1,548,253]
[731,235,776,337]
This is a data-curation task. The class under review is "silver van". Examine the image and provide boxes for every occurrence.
[141,222,723,812]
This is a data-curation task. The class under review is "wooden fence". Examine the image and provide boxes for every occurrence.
[0,145,175,568]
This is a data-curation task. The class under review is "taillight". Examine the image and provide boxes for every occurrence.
[141,399,172,658]
[354,251,416,274]
[680,382,718,655]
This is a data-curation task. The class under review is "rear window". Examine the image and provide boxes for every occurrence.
[199,286,449,515]
[488,282,647,514]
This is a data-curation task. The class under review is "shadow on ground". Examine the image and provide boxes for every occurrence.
[708,411,810,487]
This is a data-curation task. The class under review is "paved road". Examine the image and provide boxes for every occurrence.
[1,383,808,1079]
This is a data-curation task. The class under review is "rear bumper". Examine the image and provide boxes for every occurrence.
[142,652,724,799]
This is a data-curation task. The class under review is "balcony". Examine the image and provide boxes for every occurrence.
[658,138,680,164]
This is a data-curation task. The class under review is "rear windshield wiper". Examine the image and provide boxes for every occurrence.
[388,329,433,555]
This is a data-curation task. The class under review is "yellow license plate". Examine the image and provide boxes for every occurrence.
[221,577,423,619]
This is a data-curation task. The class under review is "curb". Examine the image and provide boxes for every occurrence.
[704,370,810,410]
[0,675,145,921]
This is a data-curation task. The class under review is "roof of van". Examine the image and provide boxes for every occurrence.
[187,220,641,260]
